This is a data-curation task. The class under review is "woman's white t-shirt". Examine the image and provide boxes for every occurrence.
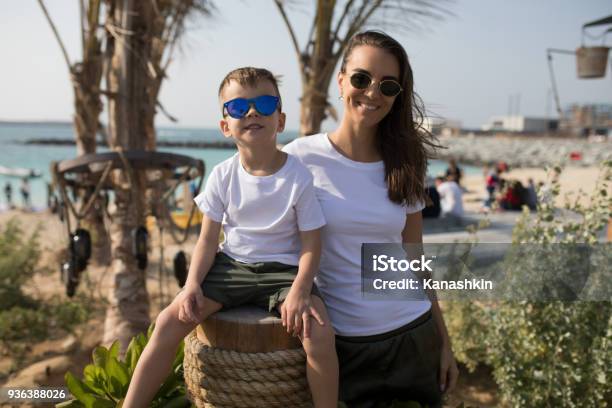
[193,153,326,266]
[283,133,430,336]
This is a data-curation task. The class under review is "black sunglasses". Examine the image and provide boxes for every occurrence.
[349,72,403,97]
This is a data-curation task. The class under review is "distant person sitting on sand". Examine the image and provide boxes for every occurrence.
[436,175,464,224]
[423,177,441,218]
[496,161,509,174]
[4,181,13,209]
[525,178,538,210]
[498,179,523,211]
[445,158,463,187]
[483,165,500,210]
[20,178,30,209]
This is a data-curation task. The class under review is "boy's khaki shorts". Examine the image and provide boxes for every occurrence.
[200,251,321,312]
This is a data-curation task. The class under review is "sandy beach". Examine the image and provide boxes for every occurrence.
[461,165,607,212]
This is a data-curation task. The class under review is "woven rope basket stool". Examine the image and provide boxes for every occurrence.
[183,306,313,407]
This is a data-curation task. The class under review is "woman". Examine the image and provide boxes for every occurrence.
[284,31,458,407]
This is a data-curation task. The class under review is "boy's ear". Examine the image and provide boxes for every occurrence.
[219,118,232,138]
[277,112,286,133]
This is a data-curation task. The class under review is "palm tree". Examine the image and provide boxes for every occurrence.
[40,0,213,349]
[273,0,450,136]
[102,0,213,349]
[38,0,111,265]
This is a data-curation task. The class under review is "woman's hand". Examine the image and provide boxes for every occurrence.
[439,340,459,394]
[280,287,324,338]
[177,284,205,324]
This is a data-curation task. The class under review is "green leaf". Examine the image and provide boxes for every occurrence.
[171,341,184,369]
[155,373,180,401]
[92,346,109,368]
[89,397,115,408]
[108,341,120,361]
[107,358,130,384]
[116,360,131,395]
[106,376,124,403]
[136,333,148,350]
[82,364,107,395]
[124,337,142,375]
[65,372,98,406]
[105,357,130,399]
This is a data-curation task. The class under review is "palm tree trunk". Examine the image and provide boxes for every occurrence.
[102,181,150,348]
[102,0,152,349]
[300,85,329,136]
[299,0,335,136]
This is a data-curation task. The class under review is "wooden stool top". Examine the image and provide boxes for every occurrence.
[197,306,302,353]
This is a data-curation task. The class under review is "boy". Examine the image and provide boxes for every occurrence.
[123,67,338,408]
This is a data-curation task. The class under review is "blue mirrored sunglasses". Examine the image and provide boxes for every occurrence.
[223,95,280,119]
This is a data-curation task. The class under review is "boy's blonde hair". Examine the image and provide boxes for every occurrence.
[218,67,282,111]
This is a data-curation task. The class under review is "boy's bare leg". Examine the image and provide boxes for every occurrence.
[122,295,222,408]
[281,295,339,408]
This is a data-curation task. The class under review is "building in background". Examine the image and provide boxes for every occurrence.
[423,117,463,137]
[481,116,558,133]
[559,103,612,138]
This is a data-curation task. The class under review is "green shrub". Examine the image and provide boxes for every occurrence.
[445,161,611,406]
[488,301,610,406]
[486,161,611,407]
[0,218,40,310]
[439,223,493,373]
[0,220,91,358]
[50,300,92,332]
[0,307,48,344]
[57,324,190,408]
[443,300,491,372]
[489,162,612,407]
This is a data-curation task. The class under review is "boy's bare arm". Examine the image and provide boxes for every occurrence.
[178,215,222,323]
[281,228,325,337]
[185,215,222,288]
[292,228,322,292]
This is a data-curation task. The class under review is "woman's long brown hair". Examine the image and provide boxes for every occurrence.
[340,31,439,207]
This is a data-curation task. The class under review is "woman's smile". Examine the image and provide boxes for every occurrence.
[354,100,381,112]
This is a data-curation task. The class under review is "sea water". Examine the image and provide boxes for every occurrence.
[0,122,479,210]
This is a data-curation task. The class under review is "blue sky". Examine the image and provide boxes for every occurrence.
[0,1,610,131]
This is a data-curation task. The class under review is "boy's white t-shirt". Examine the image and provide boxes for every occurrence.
[193,153,325,266]
[283,133,430,336]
